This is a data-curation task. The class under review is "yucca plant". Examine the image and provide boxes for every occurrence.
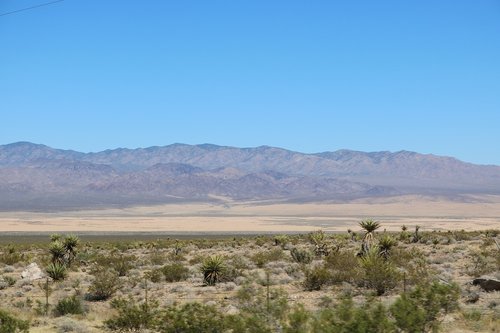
[378,235,397,259]
[63,234,79,267]
[49,241,66,264]
[359,219,381,255]
[46,262,67,281]
[201,255,226,286]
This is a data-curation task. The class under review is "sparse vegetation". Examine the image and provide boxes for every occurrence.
[0,225,497,332]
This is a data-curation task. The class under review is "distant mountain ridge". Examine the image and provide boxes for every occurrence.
[1,142,499,210]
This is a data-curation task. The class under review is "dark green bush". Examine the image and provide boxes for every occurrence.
[95,254,136,277]
[390,282,460,333]
[359,249,400,295]
[53,296,84,316]
[290,248,313,264]
[162,263,189,282]
[0,309,29,333]
[303,266,331,291]
[0,245,24,265]
[312,296,395,333]
[86,268,121,301]
[323,250,361,284]
[106,298,159,331]
[251,248,284,268]
[158,303,226,333]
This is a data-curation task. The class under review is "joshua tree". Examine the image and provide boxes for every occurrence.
[413,225,422,243]
[63,234,79,267]
[49,241,66,264]
[359,219,381,255]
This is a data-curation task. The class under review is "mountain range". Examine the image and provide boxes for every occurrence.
[1,142,500,210]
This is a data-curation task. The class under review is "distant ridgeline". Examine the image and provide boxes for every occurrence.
[1,142,500,210]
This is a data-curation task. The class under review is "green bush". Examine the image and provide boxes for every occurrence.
[359,249,400,295]
[0,309,29,333]
[158,303,226,333]
[390,282,460,333]
[106,298,159,331]
[323,250,361,284]
[162,263,189,282]
[290,248,313,264]
[54,296,84,316]
[95,254,136,277]
[303,266,331,291]
[0,245,24,265]
[86,268,121,301]
[312,296,395,333]
[46,262,67,281]
[145,269,163,283]
[251,248,284,268]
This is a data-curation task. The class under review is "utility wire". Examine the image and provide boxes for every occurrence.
[0,0,64,17]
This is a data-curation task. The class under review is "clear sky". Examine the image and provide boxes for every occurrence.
[1,1,499,164]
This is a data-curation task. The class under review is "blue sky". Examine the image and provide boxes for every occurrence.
[1,1,499,164]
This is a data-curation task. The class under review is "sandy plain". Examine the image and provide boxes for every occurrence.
[0,194,499,234]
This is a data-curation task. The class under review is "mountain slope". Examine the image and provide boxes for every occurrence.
[0,142,499,210]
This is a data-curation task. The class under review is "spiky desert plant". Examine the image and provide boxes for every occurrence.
[359,219,381,255]
[63,234,79,267]
[201,255,226,286]
[378,235,397,259]
[49,241,66,264]
[46,262,67,281]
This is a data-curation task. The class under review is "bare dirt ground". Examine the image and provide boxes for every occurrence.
[1,195,499,233]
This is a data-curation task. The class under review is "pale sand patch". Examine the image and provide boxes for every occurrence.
[0,195,499,233]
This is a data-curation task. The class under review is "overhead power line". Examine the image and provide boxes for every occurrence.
[0,0,64,17]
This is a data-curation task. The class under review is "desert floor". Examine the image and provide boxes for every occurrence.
[1,195,499,234]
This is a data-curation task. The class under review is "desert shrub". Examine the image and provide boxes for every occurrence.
[106,298,160,331]
[359,249,400,295]
[158,302,226,333]
[232,283,290,332]
[162,263,189,282]
[452,230,471,241]
[283,304,312,333]
[274,235,290,247]
[303,266,331,291]
[145,269,163,283]
[2,276,16,287]
[46,262,67,281]
[390,281,460,333]
[0,245,24,265]
[201,255,226,286]
[466,250,497,277]
[57,318,89,333]
[0,309,29,333]
[323,250,361,284]
[95,254,136,277]
[53,296,85,316]
[312,296,395,333]
[86,268,121,301]
[290,248,313,264]
[252,248,284,268]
